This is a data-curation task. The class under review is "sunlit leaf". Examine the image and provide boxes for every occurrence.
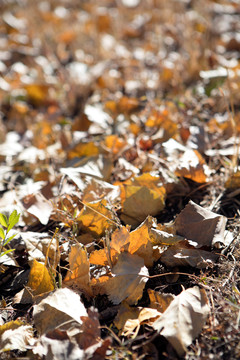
[77,199,116,236]
[0,320,33,352]
[27,259,55,296]
[33,288,87,335]
[152,287,209,356]
[148,289,174,313]
[175,149,208,183]
[0,213,8,228]
[7,210,20,232]
[68,141,99,160]
[63,245,92,296]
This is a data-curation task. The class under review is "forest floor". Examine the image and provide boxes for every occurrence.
[0,0,240,359]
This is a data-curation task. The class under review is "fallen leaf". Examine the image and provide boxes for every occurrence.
[175,149,209,183]
[33,287,87,335]
[114,302,161,337]
[150,228,184,246]
[175,200,227,247]
[67,141,99,159]
[63,245,92,296]
[120,185,165,227]
[77,199,116,236]
[148,289,175,313]
[94,252,149,305]
[27,259,55,296]
[0,320,33,352]
[90,217,155,267]
[61,155,113,181]
[152,286,210,356]
[23,192,53,225]
[160,240,219,268]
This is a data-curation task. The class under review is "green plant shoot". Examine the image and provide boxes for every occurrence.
[0,210,20,257]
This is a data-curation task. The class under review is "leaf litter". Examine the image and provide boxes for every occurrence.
[0,0,240,359]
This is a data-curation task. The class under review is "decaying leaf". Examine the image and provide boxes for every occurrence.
[114,302,161,337]
[150,228,184,246]
[23,192,53,225]
[120,185,165,227]
[119,173,166,227]
[90,217,156,267]
[148,289,175,313]
[160,240,219,268]
[175,200,227,247]
[152,286,210,356]
[33,287,87,335]
[92,252,149,305]
[0,320,33,352]
[175,149,209,183]
[63,245,92,296]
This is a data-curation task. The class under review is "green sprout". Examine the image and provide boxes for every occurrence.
[0,210,20,257]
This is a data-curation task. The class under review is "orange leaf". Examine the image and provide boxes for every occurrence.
[148,289,174,313]
[127,216,155,267]
[103,135,127,155]
[77,199,115,236]
[175,149,208,183]
[63,245,92,296]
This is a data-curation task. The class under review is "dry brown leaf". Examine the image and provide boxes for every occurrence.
[149,228,184,246]
[120,185,165,227]
[82,177,120,203]
[63,245,92,296]
[175,200,227,247]
[33,334,85,360]
[61,155,113,181]
[67,141,99,159]
[114,302,161,337]
[90,217,155,267]
[148,289,175,313]
[23,192,53,225]
[94,252,149,305]
[160,240,219,268]
[33,288,87,335]
[152,286,210,356]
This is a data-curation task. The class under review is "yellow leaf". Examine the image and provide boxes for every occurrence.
[77,199,115,236]
[127,217,155,267]
[27,260,54,296]
[0,320,24,336]
[225,171,240,189]
[68,142,99,159]
[89,247,118,266]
